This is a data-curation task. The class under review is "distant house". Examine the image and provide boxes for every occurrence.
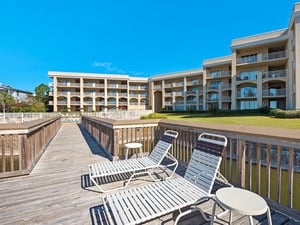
[0,83,32,103]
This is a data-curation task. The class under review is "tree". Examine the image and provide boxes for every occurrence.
[0,90,15,112]
[34,83,50,111]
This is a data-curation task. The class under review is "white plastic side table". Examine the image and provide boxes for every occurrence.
[211,187,272,225]
[124,143,143,159]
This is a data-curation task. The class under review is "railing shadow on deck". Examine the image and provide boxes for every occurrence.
[77,124,111,159]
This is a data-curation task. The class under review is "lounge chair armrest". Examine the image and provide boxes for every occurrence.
[215,171,233,187]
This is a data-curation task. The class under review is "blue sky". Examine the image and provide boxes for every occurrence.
[0,0,298,92]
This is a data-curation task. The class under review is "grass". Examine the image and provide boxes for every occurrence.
[159,113,300,129]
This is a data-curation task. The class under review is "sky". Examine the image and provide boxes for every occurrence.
[0,0,298,93]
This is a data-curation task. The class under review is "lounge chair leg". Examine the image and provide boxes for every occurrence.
[174,207,210,225]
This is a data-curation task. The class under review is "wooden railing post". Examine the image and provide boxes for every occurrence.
[112,128,120,159]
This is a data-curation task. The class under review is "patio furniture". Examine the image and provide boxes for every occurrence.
[88,130,178,193]
[102,132,230,225]
[124,142,143,159]
[210,187,272,225]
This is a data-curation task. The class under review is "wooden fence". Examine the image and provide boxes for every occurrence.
[0,116,61,178]
[81,116,300,211]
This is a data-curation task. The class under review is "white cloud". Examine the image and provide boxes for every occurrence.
[92,61,145,76]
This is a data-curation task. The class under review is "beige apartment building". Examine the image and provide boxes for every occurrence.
[49,2,300,112]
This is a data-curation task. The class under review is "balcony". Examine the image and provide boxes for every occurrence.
[237,51,287,64]
[206,85,219,91]
[262,89,286,97]
[129,94,138,98]
[153,85,162,90]
[174,92,183,96]
[57,101,67,105]
[186,80,202,86]
[118,101,128,106]
[70,101,80,105]
[164,83,173,88]
[95,92,105,97]
[236,91,257,98]
[83,101,93,105]
[57,91,68,96]
[173,82,184,87]
[70,92,80,96]
[83,92,94,97]
[206,70,231,79]
[185,91,197,96]
[186,100,197,105]
[165,92,172,97]
[222,96,231,102]
[96,101,105,105]
[207,97,219,102]
[174,100,184,105]
[221,83,231,90]
[107,92,117,97]
[164,101,172,106]
[262,70,287,79]
[118,93,128,97]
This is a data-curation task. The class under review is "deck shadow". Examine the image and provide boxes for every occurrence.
[78,124,111,159]
[90,204,109,225]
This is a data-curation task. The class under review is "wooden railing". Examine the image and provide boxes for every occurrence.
[81,116,300,211]
[81,116,160,159]
[0,116,61,178]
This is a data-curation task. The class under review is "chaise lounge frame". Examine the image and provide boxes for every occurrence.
[102,132,231,225]
[89,130,179,193]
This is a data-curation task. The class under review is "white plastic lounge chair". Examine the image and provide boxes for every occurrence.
[89,130,179,193]
[102,132,230,225]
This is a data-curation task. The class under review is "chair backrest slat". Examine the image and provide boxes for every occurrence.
[148,130,178,164]
[184,132,227,194]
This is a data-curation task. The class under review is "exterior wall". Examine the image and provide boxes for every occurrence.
[49,72,149,112]
[49,3,300,112]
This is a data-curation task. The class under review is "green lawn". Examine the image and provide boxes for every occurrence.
[160,113,300,129]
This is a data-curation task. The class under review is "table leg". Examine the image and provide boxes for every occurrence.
[267,207,272,225]
[229,210,232,224]
[249,215,254,225]
[125,147,129,159]
[139,147,143,157]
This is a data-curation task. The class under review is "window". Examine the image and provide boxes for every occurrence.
[240,100,257,109]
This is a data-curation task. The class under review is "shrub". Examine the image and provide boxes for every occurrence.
[140,113,167,119]
[270,109,300,118]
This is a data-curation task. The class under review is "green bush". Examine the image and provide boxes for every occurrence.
[270,109,300,118]
[140,113,167,119]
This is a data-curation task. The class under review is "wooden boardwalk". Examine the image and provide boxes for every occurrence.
[0,124,299,225]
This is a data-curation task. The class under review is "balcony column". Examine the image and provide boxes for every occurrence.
[80,78,84,112]
[53,77,58,112]
[149,82,154,111]
[162,80,165,109]
[231,50,237,110]
[295,19,300,109]
[257,71,263,108]
[92,92,96,111]
[67,91,71,112]
[116,92,119,110]
[104,79,108,111]
[218,86,222,109]
[203,69,207,110]
[183,77,187,111]
[128,80,130,109]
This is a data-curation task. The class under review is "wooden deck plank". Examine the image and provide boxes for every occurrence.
[0,124,299,225]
